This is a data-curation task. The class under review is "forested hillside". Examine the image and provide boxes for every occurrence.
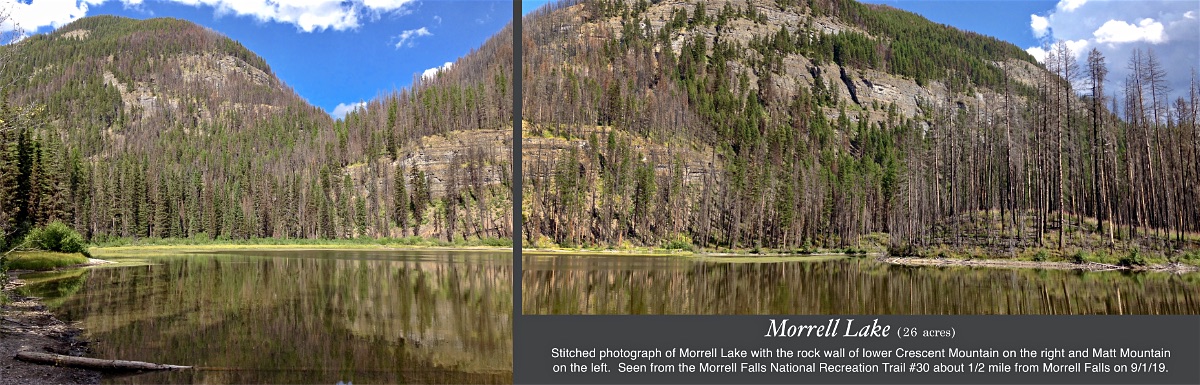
[522,0,1200,258]
[0,15,514,247]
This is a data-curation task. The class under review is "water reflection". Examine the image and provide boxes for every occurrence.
[522,255,1200,315]
[23,250,512,384]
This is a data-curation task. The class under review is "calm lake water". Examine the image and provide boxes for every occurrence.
[522,255,1200,315]
[17,249,512,384]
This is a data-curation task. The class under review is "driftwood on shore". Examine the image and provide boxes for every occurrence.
[14,351,191,371]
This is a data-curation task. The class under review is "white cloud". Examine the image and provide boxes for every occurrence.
[1057,0,1087,12]
[331,101,366,119]
[1,0,97,32]
[1026,46,1049,63]
[1031,14,1051,38]
[362,0,411,12]
[171,0,361,32]
[1064,39,1089,58]
[421,61,453,80]
[1027,39,1092,63]
[1,0,417,34]
[1024,0,1197,102]
[1093,18,1166,44]
[394,26,431,48]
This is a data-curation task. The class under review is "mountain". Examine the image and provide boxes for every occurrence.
[0,15,514,245]
[521,0,1200,256]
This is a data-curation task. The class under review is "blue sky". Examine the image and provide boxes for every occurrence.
[524,0,551,14]
[2,0,513,119]
[859,0,1054,50]
[5,1,1197,115]
[863,0,1198,100]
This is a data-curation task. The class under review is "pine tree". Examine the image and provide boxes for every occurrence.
[133,160,149,237]
[27,140,46,227]
[342,173,354,239]
[32,136,69,225]
[409,164,429,236]
[154,173,171,238]
[393,164,409,235]
[355,196,367,238]
[204,184,220,238]
[386,101,399,160]
[0,110,20,241]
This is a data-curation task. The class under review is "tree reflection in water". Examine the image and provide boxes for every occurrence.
[29,250,512,384]
[522,256,1200,315]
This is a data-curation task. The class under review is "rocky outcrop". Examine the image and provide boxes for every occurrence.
[377,129,513,197]
[839,66,860,105]
[61,29,90,40]
[521,125,720,186]
[601,0,1044,126]
[179,53,273,88]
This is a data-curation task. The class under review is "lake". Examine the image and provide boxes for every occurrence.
[17,249,513,384]
[521,255,1200,315]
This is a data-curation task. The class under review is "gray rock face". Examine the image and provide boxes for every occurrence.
[604,0,1045,125]
[384,128,513,197]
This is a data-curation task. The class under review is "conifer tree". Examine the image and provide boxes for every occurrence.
[409,164,429,236]
[393,164,409,235]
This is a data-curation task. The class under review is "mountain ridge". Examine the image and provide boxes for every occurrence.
[0,14,514,244]
[521,0,1200,257]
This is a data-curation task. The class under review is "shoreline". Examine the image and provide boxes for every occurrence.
[38,242,1200,275]
[519,246,1200,273]
[1,272,100,385]
[87,243,513,258]
[880,256,1200,273]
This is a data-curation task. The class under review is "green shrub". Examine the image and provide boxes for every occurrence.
[1032,249,1049,262]
[480,237,513,247]
[1119,249,1147,267]
[532,235,558,249]
[1070,251,1087,264]
[662,233,693,251]
[25,221,87,254]
[886,243,917,257]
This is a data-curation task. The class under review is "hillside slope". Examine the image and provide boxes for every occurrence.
[0,16,514,244]
[522,0,1200,256]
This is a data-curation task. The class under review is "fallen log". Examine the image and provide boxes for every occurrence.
[1086,261,1126,270]
[14,351,191,371]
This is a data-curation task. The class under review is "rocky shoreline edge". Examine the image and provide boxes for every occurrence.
[1,272,100,385]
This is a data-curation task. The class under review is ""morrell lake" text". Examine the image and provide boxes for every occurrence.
[764,318,893,338]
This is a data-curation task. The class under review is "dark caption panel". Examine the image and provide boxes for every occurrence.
[514,316,1200,384]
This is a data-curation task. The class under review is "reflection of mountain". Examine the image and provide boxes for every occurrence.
[523,256,1200,315]
[51,252,512,384]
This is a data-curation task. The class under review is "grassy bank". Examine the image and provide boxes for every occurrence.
[91,234,512,248]
[891,244,1200,269]
[85,235,513,258]
[519,224,1200,270]
[2,251,90,271]
[519,232,890,257]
